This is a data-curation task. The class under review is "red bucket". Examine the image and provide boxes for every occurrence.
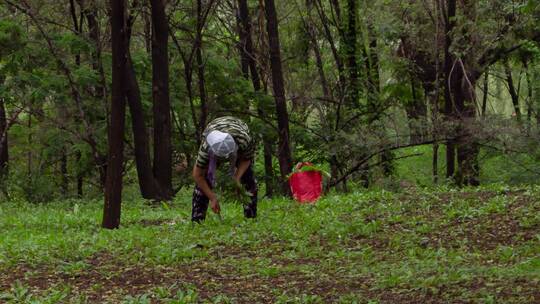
[289,162,323,204]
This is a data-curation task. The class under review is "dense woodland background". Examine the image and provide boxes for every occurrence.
[1,0,540,217]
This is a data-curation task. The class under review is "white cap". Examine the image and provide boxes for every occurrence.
[206,130,237,158]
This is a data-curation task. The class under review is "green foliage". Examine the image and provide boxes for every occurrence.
[1,0,540,201]
[0,20,24,57]
[215,172,252,205]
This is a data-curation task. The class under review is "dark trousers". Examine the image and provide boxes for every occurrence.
[191,165,258,222]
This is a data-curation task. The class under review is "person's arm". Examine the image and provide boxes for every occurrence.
[233,158,252,182]
[192,165,220,214]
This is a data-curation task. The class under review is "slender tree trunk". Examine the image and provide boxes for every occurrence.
[344,0,370,186]
[366,24,380,116]
[314,0,345,94]
[431,87,440,184]
[238,0,275,196]
[366,25,391,176]
[181,57,199,141]
[523,60,533,134]
[534,64,540,129]
[76,151,83,198]
[432,143,439,183]
[196,0,208,134]
[236,3,250,78]
[432,0,442,184]
[406,80,428,144]
[150,0,173,199]
[443,0,456,181]
[481,69,489,117]
[120,1,162,200]
[453,0,480,187]
[305,0,330,100]
[61,150,68,196]
[313,0,345,189]
[451,61,480,186]
[27,115,32,178]
[84,2,108,102]
[428,85,440,185]
[67,0,84,199]
[344,0,360,107]
[264,0,293,194]
[504,60,522,123]
[103,0,127,229]
[125,56,161,199]
[81,1,108,189]
[0,95,8,194]
[143,6,152,55]
[0,77,8,199]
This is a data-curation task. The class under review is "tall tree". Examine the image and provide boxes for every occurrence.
[0,93,7,186]
[504,60,522,123]
[150,0,173,199]
[344,0,360,107]
[125,2,161,200]
[126,56,162,199]
[443,0,457,181]
[103,0,127,229]
[264,0,293,194]
[237,0,275,197]
[196,0,208,134]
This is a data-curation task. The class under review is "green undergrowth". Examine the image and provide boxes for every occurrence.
[1,184,540,303]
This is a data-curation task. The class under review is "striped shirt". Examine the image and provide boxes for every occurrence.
[196,116,255,167]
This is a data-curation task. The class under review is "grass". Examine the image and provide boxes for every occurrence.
[1,184,540,303]
[393,144,540,187]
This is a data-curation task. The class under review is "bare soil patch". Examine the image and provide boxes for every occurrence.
[427,193,540,250]
[2,250,539,303]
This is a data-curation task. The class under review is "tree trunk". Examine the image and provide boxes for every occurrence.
[453,69,480,186]
[344,0,360,107]
[432,143,439,184]
[196,0,208,134]
[143,6,152,55]
[367,31,392,176]
[0,95,8,191]
[124,4,166,200]
[182,57,199,141]
[66,0,83,199]
[264,0,293,194]
[443,0,456,181]
[82,1,108,189]
[504,60,522,123]
[103,0,128,229]
[84,2,108,102]
[150,0,173,200]
[534,64,540,129]
[238,0,275,197]
[238,0,262,92]
[366,24,380,117]
[27,115,32,178]
[523,60,533,134]
[428,86,440,184]
[236,2,250,78]
[76,151,83,198]
[481,69,489,117]
[406,80,428,144]
[305,0,330,100]
[61,149,68,196]
[125,55,161,199]
[314,0,345,94]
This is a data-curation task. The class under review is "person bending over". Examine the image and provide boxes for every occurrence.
[191,116,258,222]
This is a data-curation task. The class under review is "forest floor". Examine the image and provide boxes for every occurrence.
[1,184,540,303]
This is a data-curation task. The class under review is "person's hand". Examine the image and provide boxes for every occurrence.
[209,195,221,214]
[232,178,243,196]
